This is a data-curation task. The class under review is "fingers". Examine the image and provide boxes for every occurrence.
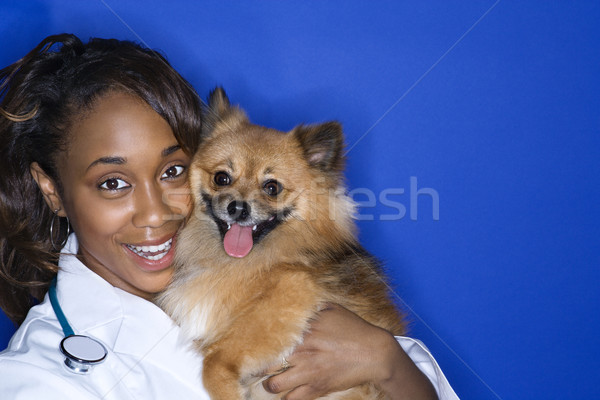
[262,366,329,400]
[262,350,304,392]
[262,367,298,395]
[263,343,340,398]
[263,353,296,376]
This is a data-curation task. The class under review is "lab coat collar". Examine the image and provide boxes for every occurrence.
[55,234,191,361]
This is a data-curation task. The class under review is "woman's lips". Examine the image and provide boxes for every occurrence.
[124,236,176,271]
[126,237,173,260]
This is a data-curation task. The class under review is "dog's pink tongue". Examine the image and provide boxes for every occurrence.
[224,223,254,258]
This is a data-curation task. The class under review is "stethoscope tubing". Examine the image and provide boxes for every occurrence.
[49,276,75,337]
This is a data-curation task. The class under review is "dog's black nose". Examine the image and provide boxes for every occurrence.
[227,201,251,221]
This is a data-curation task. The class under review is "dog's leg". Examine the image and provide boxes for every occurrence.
[201,268,323,400]
[202,346,246,400]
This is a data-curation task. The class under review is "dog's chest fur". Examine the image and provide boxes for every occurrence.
[165,264,258,347]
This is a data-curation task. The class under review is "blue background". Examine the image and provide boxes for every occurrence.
[1,1,599,399]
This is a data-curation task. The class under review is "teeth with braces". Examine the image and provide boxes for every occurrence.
[127,238,172,261]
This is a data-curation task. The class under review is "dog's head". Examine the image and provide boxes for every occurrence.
[188,87,356,259]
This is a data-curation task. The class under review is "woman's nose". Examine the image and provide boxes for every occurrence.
[132,183,172,228]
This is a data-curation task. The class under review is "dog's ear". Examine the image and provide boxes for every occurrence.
[203,87,248,137]
[292,122,345,173]
[207,86,231,116]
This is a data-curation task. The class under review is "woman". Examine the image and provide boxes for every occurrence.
[0,34,458,399]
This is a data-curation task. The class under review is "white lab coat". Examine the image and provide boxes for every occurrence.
[0,235,459,399]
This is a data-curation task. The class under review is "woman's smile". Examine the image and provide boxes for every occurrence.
[126,237,173,260]
[124,235,177,271]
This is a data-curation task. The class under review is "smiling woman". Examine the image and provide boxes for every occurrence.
[0,34,202,323]
[0,34,215,399]
[29,92,192,299]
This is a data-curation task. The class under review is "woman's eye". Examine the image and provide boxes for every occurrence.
[214,171,232,186]
[162,165,185,179]
[263,180,282,196]
[99,178,130,191]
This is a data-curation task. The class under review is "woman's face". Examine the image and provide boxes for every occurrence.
[55,92,192,299]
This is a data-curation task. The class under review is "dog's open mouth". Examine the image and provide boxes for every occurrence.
[200,193,292,258]
[213,215,282,258]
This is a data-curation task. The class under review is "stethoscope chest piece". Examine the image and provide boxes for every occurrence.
[50,275,108,374]
[60,334,107,374]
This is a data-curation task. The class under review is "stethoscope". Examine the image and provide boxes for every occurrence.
[49,276,108,374]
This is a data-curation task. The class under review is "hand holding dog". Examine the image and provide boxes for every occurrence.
[263,304,438,400]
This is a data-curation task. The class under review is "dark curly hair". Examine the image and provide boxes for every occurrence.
[0,33,203,324]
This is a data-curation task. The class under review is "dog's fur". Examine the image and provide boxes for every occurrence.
[158,88,406,399]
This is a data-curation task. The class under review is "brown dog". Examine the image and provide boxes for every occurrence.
[158,88,406,399]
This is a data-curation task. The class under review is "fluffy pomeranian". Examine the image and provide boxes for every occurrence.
[158,88,406,399]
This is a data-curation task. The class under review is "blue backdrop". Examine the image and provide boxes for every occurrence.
[1,1,599,399]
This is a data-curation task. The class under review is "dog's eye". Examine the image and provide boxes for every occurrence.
[263,180,282,196]
[214,171,232,186]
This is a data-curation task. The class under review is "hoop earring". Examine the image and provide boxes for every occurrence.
[50,209,71,250]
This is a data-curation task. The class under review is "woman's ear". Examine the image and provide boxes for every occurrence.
[29,162,65,216]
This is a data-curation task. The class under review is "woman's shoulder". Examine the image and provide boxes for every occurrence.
[0,303,97,399]
[0,300,65,371]
[1,281,210,399]
[0,356,99,400]
[2,298,62,353]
